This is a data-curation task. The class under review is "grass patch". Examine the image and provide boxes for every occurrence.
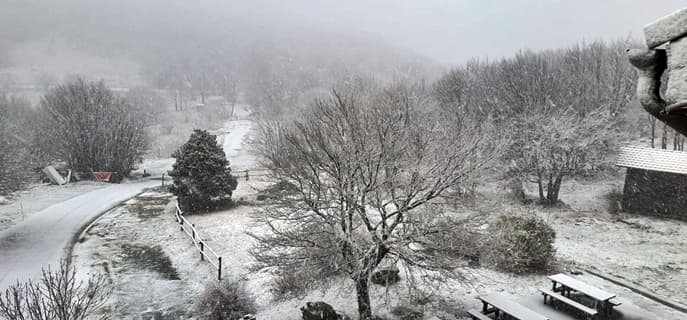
[120,243,180,280]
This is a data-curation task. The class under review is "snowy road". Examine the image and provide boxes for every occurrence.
[221,119,256,170]
[0,180,159,290]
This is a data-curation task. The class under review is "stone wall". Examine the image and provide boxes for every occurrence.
[622,168,687,220]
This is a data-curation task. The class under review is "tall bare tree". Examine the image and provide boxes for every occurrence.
[251,82,503,319]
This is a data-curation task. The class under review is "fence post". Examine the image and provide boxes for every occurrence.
[245,170,249,181]
[218,257,222,281]
[200,241,204,261]
[161,173,165,187]
[192,224,196,240]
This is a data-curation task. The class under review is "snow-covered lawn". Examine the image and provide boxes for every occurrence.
[72,175,687,320]
[71,119,686,319]
[0,181,107,232]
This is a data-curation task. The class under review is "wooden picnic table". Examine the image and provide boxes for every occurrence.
[478,293,550,320]
[548,273,617,317]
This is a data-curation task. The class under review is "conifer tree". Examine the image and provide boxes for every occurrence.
[169,129,238,212]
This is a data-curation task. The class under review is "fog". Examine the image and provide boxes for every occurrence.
[2,0,684,65]
[0,0,684,105]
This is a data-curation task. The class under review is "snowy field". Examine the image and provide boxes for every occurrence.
[69,119,687,320]
[71,175,687,320]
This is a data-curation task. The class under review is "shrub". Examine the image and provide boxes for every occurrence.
[605,189,623,214]
[169,129,238,213]
[390,306,423,320]
[485,214,556,274]
[424,218,484,267]
[272,268,312,300]
[195,281,256,320]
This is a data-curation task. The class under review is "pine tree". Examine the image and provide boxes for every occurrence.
[169,129,238,213]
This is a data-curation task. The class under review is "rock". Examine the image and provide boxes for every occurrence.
[645,7,687,48]
[336,312,352,320]
[370,266,401,286]
[301,301,338,320]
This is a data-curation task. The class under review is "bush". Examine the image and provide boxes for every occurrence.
[272,268,312,300]
[605,189,623,214]
[169,129,238,213]
[485,214,556,274]
[195,281,256,320]
[390,306,423,320]
[37,79,147,176]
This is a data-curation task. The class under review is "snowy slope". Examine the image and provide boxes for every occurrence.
[0,180,159,290]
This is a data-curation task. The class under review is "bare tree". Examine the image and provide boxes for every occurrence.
[37,79,147,178]
[434,40,637,205]
[0,260,111,320]
[251,82,503,319]
[0,96,37,195]
[509,107,616,205]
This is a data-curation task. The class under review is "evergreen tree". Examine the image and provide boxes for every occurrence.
[169,129,238,213]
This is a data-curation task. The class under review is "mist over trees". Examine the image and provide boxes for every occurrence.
[434,40,638,205]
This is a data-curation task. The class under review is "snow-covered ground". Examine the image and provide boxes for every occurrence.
[220,119,255,171]
[70,118,687,320]
[0,179,160,290]
[0,181,107,232]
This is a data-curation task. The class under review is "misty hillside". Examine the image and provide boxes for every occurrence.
[0,0,440,102]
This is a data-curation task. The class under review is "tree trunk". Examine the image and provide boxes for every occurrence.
[650,116,655,148]
[544,174,563,206]
[355,276,372,320]
[537,174,545,203]
[661,123,668,149]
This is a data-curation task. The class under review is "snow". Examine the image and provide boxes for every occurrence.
[220,119,255,171]
[0,179,160,291]
[68,119,687,319]
[0,181,108,232]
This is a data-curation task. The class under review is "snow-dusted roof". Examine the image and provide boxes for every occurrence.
[616,146,687,175]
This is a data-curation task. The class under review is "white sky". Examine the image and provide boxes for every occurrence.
[220,0,687,64]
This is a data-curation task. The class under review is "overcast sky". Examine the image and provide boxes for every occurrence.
[220,0,687,65]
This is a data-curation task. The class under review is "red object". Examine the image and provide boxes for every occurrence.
[93,172,113,182]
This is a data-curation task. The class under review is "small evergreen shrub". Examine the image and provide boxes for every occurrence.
[485,214,556,274]
[169,129,238,213]
[195,281,256,320]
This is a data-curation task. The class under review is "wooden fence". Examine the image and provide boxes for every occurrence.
[233,168,270,181]
[174,204,223,280]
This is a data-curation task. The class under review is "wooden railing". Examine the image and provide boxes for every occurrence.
[233,168,270,181]
[174,204,222,280]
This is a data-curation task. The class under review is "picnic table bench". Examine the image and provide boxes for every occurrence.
[544,273,619,319]
[472,293,549,320]
[539,288,598,319]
